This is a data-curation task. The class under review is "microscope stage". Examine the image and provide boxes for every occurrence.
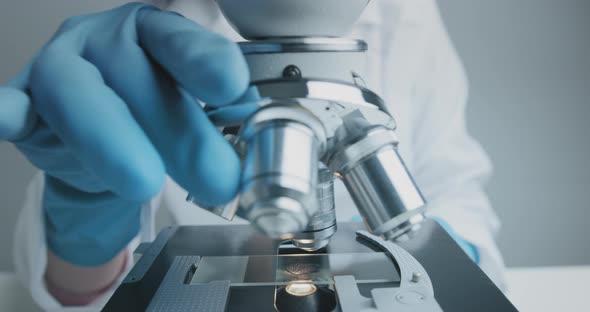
[103,220,516,311]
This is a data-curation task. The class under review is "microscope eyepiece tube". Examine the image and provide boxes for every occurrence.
[328,124,426,240]
[239,105,327,239]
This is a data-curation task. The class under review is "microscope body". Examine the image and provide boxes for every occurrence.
[187,0,426,250]
[197,34,427,249]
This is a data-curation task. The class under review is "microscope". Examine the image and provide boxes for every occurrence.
[104,1,517,311]
[200,0,425,251]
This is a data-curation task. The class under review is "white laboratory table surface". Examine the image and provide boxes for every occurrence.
[505,265,590,311]
[1,266,589,311]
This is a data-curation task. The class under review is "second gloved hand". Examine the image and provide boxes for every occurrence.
[2,3,254,266]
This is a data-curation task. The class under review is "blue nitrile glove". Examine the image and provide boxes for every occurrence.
[0,88,35,141]
[0,3,258,266]
[350,215,480,263]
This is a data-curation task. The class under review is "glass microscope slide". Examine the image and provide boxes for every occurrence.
[190,252,400,286]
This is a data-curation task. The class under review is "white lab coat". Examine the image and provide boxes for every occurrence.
[13,0,506,310]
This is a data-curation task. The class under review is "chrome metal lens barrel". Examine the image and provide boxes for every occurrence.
[292,167,337,251]
[239,105,327,239]
[328,121,426,240]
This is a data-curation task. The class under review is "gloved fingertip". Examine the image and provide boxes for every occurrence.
[120,169,165,203]
[233,85,261,105]
[0,87,37,141]
[126,172,165,203]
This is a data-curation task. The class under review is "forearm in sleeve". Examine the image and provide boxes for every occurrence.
[13,173,159,309]
[45,249,128,306]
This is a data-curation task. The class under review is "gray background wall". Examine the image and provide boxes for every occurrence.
[0,0,588,270]
[439,1,590,266]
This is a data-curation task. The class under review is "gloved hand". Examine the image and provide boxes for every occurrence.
[0,3,255,266]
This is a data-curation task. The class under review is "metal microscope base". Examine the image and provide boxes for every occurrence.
[103,220,516,311]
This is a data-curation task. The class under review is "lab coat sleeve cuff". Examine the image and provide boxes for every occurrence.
[12,173,157,311]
